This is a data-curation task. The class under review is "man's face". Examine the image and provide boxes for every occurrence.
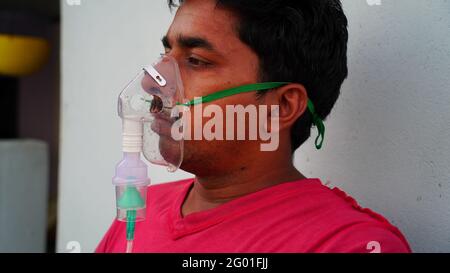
[163,0,264,175]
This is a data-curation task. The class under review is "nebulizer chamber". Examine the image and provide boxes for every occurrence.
[113,55,186,252]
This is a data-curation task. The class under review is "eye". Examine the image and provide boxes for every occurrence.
[187,56,211,68]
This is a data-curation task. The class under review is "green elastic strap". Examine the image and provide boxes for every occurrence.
[306,99,325,150]
[177,82,325,150]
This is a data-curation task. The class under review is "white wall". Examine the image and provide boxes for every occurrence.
[58,0,450,252]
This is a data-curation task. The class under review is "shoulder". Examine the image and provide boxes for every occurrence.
[315,221,411,253]
[270,182,411,253]
[317,186,411,253]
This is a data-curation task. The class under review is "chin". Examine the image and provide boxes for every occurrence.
[158,137,183,167]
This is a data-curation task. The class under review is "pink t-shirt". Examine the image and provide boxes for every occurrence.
[96,178,411,253]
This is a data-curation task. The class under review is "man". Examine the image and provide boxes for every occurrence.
[97,0,411,253]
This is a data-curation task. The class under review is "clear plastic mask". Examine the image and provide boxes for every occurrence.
[118,55,187,172]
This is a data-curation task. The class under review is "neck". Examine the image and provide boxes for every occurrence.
[181,152,306,217]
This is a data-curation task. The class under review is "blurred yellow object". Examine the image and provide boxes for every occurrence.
[0,34,50,77]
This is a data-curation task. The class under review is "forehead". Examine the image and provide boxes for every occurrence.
[167,0,241,52]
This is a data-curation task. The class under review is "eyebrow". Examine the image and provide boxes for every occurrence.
[161,34,216,52]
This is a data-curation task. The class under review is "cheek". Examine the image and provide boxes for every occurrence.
[182,93,262,138]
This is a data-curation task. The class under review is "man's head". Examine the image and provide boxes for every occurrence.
[163,0,348,176]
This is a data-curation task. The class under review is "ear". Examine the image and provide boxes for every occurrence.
[263,83,308,132]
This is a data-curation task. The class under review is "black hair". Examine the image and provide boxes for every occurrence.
[168,0,348,152]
